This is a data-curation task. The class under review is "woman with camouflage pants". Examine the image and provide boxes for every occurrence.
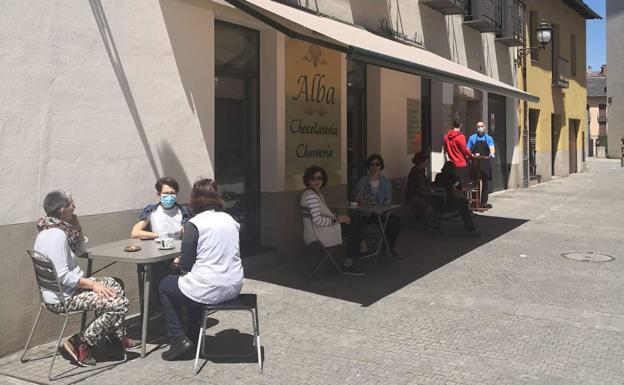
[34,190,139,366]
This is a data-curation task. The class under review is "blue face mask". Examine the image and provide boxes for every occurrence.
[160,194,176,209]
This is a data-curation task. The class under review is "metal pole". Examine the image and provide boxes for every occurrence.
[522,53,530,188]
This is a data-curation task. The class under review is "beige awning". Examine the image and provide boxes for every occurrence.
[225,0,539,103]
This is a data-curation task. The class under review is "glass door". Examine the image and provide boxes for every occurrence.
[347,60,367,200]
[214,20,260,248]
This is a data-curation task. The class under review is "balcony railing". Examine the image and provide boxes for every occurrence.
[552,56,570,88]
[463,0,502,33]
[496,0,525,46]
[420,0,467,15]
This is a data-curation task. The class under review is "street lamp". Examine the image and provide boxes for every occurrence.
[519,19,552,188]
[517,20,553,61]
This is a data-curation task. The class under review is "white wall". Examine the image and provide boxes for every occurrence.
[367,67,420,179]
[1,0,217,225]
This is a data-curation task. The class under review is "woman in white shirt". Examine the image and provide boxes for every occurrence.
[300,165,366,276]
[158,179,244,361]
[33,191,137,367]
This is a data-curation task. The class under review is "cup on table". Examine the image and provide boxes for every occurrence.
[159,237,175,249]
[349,201,358,208]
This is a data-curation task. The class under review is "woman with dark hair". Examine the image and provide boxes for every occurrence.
[406,151,431,224]
[300,165,365,276]
[33,190,138,367]
[158,179,244,360]
[354,154,402,256]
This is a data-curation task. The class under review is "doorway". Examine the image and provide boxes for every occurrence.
[551,114,562,176]
[214,20,260,248]
[569,119,579,173]
[528,109,539,177]
[347,60,367,200]
[487,93,508,191]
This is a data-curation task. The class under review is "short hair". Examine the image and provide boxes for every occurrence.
[367,153,385,171]
[155,177,179,194]
[303,165,328,188]
[452,119,462,129]
[190,179,224,214]
[43,190,73,218]
[412,151,428,165]
[441,161,456,174]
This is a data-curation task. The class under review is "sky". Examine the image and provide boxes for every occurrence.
[584,0,606,70]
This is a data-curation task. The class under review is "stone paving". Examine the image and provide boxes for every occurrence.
[2,158,624,385]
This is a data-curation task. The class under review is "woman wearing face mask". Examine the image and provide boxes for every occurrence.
[131,177,192,240]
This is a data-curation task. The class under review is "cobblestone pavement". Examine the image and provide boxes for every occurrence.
[2,159,624,385]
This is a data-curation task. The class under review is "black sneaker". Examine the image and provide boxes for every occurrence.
[341,265,365,276]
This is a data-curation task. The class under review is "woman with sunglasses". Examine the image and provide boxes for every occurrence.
[300,165,365,276]
[355,154,402,256]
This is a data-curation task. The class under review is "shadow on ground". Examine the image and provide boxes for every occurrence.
[247,214,527,307]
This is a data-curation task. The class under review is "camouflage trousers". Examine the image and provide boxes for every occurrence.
[47,277,129,346]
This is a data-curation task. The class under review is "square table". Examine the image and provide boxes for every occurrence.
[334,203,401,262]
[82,238,181,358]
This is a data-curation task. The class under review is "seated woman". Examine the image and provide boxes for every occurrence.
[159,179,244,361]
[300,165,365,276]
[355,154,402,256]
[433,161,476,232]
[34,191,137,367]
[405,151,431,225]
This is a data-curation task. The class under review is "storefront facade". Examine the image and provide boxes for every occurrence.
[1,0,537,355]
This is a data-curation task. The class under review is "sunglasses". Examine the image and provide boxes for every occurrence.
[309,176,323,182]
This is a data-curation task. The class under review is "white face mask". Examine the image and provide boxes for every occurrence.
[477,127,485,134]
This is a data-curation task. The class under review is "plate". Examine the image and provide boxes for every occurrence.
[157,245,175,250]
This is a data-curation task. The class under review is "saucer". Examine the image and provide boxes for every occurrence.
[154,238,162,243]
[157,245,175,250]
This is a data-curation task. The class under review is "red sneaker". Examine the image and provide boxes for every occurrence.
[63,334,96,366]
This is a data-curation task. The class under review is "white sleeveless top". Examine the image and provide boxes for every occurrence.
[178,210,244,304]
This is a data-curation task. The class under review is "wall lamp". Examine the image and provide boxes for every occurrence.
[517,20,553,61]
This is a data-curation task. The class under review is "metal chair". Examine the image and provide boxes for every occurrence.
[425,187,462,232]
[193,294,262,375]
[21,249,126,380]
[299,205,343,276]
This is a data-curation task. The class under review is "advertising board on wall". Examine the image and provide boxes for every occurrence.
[285,38,342,190]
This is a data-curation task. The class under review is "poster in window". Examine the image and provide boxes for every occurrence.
[285,38,342,190]
[406,98,421,154]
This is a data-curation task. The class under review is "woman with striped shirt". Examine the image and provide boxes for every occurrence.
[300,165,365,276]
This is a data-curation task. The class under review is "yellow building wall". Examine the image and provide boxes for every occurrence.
[521,0,588,177]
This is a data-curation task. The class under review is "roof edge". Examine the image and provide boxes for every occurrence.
[561,0,602,20]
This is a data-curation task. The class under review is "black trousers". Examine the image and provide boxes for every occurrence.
[340,214,366,260]
[481,178,490,205]
[159,275,202,338]
[455,166,470,189]
[363,213,401,250]
[449,197,475,230]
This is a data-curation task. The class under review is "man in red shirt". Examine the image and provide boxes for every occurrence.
[443,119,472,188]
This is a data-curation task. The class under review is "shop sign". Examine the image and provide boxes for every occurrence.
[285,38,342,190]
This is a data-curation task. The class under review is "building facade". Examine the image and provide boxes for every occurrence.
[607,0,624,158]
[520,0,598,182]
[0,0,596,355]
[586,66,607,157]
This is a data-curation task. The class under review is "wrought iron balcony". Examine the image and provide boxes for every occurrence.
[463,0,502,33]
[420,0,467,15]
[552,56,570,88]
[496,0,525,46]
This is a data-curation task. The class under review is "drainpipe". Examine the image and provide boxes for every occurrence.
[522,50,529,188]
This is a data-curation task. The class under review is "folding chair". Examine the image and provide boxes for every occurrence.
[425,188,461,232]
[21,249,126,380]
[299,205,343,276]
[193,294,261,375]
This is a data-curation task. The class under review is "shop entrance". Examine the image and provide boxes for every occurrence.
[569,119,579,174]
[214,20,260,248]
[347,60,367,200]
[487,93,508,191]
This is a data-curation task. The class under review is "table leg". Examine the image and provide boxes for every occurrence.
[80,258,93,330]
[375,213,391,263]
[140,264,150,358]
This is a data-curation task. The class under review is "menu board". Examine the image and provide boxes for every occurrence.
[406,98,421,154]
